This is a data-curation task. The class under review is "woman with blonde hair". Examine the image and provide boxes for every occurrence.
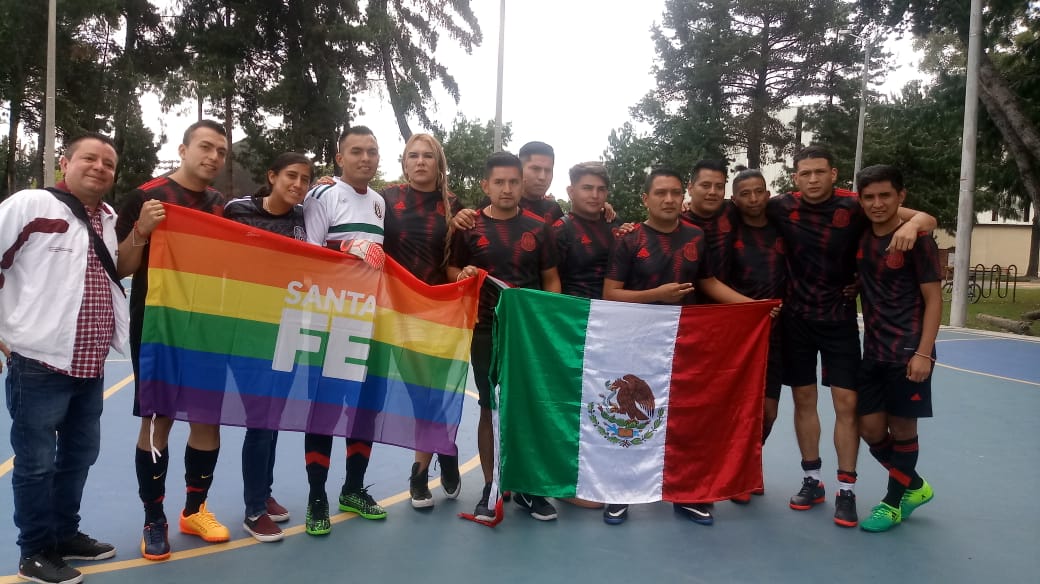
[380,133,464,509]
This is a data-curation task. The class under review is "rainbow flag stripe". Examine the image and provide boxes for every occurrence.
[138,205,482,454]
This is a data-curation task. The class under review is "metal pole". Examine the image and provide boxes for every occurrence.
[853,37,869,187]
[43,0,56,187]
[950,0,983,327]
[493,0,505,152]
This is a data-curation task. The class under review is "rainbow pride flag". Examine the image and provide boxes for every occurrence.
[138,205,482,455]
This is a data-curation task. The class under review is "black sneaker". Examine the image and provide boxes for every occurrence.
[438,454,461,499]
[674,503,714,526]
[409,462,434,509]
[789,477,826,510]
[54,532,116,561]
[473,483,495,522]
[140,520,170,561]
[18,550,83,584]
[515,493,558,521]
[603,504,629,525]
[834,489,858,527]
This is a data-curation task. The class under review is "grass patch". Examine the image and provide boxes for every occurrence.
[940,286,1040,335]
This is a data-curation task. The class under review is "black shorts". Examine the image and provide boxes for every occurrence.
[781,312,861,390]
[765,322,783,400]
[470,327,494,408]
[856,359,933,418]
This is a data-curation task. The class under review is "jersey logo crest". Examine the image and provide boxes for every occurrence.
[520,232,537,252]
[374,202,383,219]
[832,208,850,228]
[885,250,905,269]
[683,241,699,262]
[718,214,732,233]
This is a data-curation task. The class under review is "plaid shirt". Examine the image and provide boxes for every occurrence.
[47,206,115,378]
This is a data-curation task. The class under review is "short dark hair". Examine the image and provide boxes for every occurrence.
[643,167,685,194]
[183,119,226,146]
[568,161,610,189]
[518,141,554,162]
[689,159,728,183]
[337,125,376,148]
[793,144,834,170]
[64,132,117,158]
[732,168,766,193]
[856,164,904,193]
[485,151,523,178]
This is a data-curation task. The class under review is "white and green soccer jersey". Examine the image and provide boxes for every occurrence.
[303,177,385,248]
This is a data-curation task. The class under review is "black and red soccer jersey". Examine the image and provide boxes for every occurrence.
[605,222,714,305]
[726,219,787,301]
[382,184,463,285]
[478,194,564,224]
[857,229,942,364]
[766,189,868,321]
[682,203,738,300]
[449,210,558,326]
[552,213,622,299]
[117,176,226,341]
[223,194,307,241]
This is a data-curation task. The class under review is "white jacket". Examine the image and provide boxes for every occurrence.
[0,188,129,370]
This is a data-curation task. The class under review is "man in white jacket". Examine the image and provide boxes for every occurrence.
[0,133,150,584]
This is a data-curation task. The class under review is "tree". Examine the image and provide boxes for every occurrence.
[435,116,511,208]
[636,0,864,172]
[601,122,658,224]
[362,0,481,140]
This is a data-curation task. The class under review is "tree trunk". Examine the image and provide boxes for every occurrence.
[1029,215,1039,278]
[978,53,1040,164]
[113,4,140,189]
[380,38,412,141]
[5,90,21,196]
[224,85,233,198]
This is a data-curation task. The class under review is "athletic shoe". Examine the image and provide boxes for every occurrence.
[674,503,714,526]
[265,497,290,523]
[900,479,934,519]
[339,487,388,520]
[834,489,858,527]
[789,477,826,510]
[514,493,558,521]
[439,453,462,499]
[603,504,629,525]
[730,492,752,505]
[409,462,434,509]
[860,502,901,532]
[18,550,82,584]
[243,513,283,543]
[474,483,496,522]
[502,491,512,502]
[54,532,116,561]
[140,520,170,561]
[179,502,230,542]
[305,497,331,536]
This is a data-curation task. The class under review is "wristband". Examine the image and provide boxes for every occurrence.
[913,352,935,363]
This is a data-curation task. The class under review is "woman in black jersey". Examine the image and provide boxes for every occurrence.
[224,152,312,542]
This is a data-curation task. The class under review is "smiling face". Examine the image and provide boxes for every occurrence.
[268,162,312,208]
[336,133,380,191]
[178,126,228,186]
[60,138,118,202]
[858,180,905,230]
[567,172,609,220]
[687,168,727,217]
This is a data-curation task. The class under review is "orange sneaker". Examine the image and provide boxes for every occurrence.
[179,502,230,542]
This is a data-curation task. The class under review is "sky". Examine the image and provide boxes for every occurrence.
[150,0,924,198]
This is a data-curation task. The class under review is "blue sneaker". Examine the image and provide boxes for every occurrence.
[674,503,714,525]
[603,504,629,525]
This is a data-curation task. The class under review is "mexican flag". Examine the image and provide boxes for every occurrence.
[493,289,778,504]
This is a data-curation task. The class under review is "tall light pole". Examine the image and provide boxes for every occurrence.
[950,0,983,327]
[853,38,870,185]
[44,0,56,187]
[493,0,506,152]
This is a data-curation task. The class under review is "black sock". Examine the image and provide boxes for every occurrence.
[305,433,333,501]
[136,447,169,524]
[868,434,894,469]
[184,446,219,515]
[344,439,372,493]
[883,436,921,508]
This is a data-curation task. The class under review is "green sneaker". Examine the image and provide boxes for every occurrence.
[339,487,388,520]
[860,502,901,532]
[306,497,332,536]
[901,479,934,519]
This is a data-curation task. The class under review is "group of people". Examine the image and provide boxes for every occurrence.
[0,119,942,584]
